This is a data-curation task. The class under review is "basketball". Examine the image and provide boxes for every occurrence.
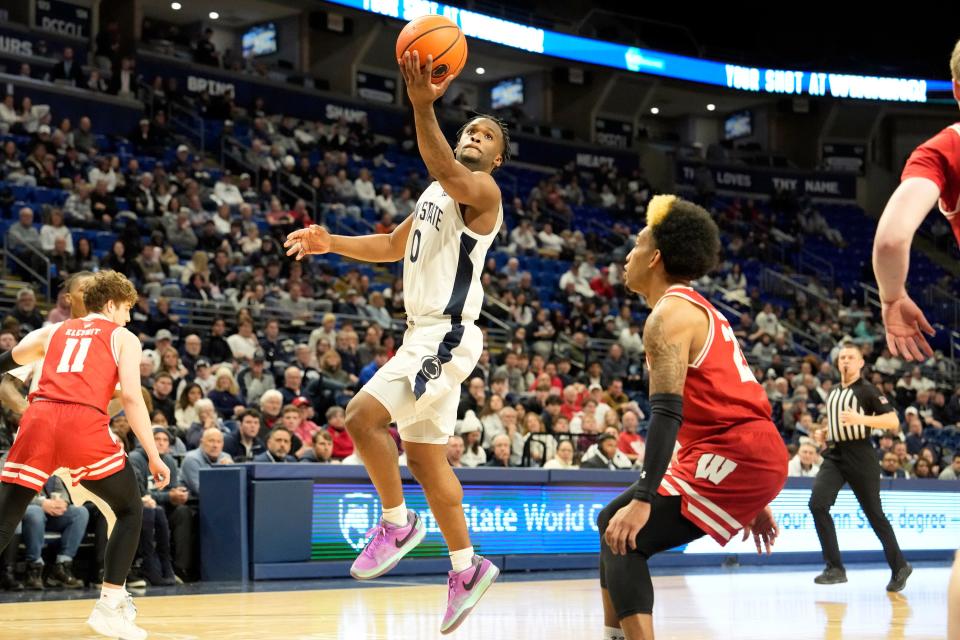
[395,14,467,84]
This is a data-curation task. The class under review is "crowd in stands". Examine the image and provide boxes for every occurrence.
[0,48,958,590]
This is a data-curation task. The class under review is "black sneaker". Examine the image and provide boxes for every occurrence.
[814,566,848,585]
[126,568,147,589]
[886,563,912,592]
[46,560,83,589]
[0,567,23,591]
[23,562,44,591]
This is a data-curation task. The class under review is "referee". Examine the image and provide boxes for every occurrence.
[809,342,911,591]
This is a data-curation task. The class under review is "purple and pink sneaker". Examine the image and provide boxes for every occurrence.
[440,555,500,635]
[350,511,426,580]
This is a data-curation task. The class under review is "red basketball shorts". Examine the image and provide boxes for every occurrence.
[658,423,788,545]
[1,400,126,491]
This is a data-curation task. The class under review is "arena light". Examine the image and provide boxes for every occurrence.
[706,103,716,111]
[326,0,952,103]
[476,67,485,75]
[649,107,659,115]
[170,1,182,9]
[209,11,220,20]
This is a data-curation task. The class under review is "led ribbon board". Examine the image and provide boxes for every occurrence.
[330,0,953,103]
[313,482,960,560]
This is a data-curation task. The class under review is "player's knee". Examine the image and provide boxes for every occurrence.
[405,454,427,479]
[597,503,614,535]
[345,398,377,438]
[115,494,143,521]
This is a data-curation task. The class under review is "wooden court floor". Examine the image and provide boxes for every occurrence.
[0,565,949,639]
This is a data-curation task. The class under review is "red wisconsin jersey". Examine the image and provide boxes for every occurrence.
[653,285,773,442]
[901,123,960,247]
[652,286,787,545]
[29,314,122,412]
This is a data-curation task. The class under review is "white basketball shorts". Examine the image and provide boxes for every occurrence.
[361,319,482,445]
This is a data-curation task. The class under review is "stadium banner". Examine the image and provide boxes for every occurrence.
[594,116,634,149]
[511,134,639,173]
[34,0,91,40]
[323,0,952,103]
[356,70,397,105]
[675,161,857,200]
[136,54,407,134]
[821,142,867,175]
[313,478,960,560]
[0,23,89,61]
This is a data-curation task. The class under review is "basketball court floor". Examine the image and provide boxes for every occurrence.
[0,563,949,639]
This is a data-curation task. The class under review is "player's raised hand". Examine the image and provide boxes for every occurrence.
[284,225,332,261]
[150,457,171,491]
[741,505,778,555]
[881,295,935,361]
[398,51,457,107]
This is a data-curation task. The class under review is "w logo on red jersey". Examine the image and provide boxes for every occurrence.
[695,454,738,485]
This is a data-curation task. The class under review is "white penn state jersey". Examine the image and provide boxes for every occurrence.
[402,181,502,323]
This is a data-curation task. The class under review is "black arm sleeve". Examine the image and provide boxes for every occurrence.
[633,393,683,503]
[0,351,23,376]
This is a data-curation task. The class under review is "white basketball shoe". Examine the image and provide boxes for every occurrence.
[87,597,148,640]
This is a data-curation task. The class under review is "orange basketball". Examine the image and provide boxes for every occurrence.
[396,14,467,84]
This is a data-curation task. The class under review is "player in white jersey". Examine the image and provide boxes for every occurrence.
[285,51,506,633]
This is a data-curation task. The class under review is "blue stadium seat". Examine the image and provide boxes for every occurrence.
[94,232,118,253]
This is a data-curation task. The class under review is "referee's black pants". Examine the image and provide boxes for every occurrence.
[808,440,905,572]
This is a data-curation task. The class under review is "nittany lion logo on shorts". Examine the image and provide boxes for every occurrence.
[420,355,443,380]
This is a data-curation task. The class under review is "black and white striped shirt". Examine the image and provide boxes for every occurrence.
[825,378,894,443]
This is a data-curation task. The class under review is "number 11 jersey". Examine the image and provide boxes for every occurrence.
[30,313,123,412]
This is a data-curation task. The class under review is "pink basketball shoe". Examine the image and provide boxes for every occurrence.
[349,510,426,580]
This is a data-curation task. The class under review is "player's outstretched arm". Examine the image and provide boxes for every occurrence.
[117,329,170,489]
[873,177,939,360]
[0,324,54,374]
[284,215,413,263]
[398,51,500,212]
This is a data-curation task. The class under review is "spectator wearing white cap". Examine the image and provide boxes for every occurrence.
[458,411,487,468]
[143,329,174,370]
[173,144,191,173]
[238,173,257,202]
